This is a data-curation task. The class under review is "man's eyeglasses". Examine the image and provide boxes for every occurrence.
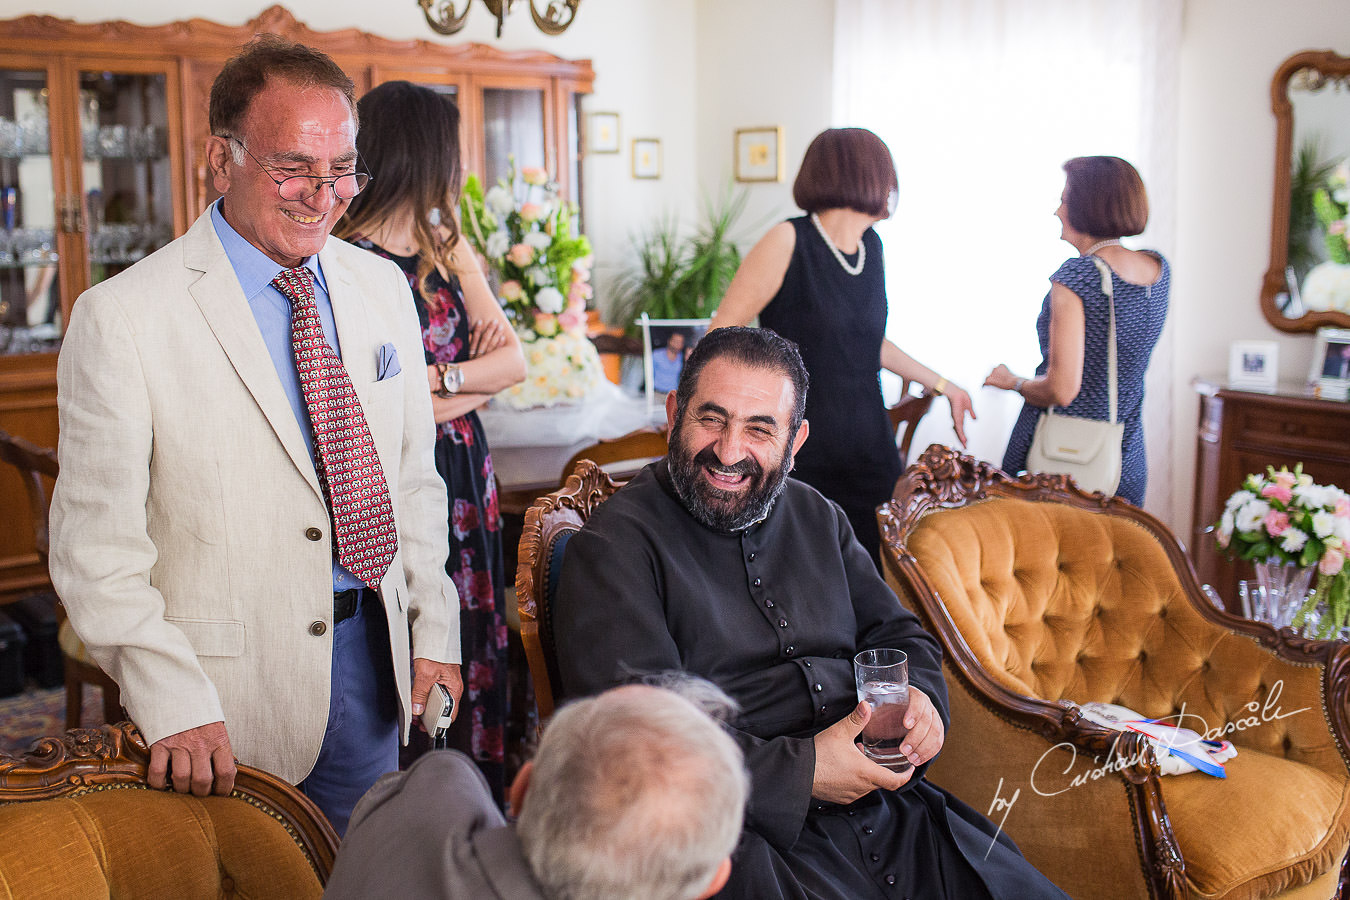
[223,135,371,202]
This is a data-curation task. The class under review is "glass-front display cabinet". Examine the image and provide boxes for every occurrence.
[0,5,592,600]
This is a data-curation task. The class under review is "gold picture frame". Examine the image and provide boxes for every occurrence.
[632,138,661,179]
[587,111,620,154]
[735,126,784,183]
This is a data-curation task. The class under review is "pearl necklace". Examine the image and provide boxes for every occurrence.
[1083,238,1121,256]
[810,213,865,276]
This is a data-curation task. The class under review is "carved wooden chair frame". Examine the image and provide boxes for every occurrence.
[878,445,1350,900]
[0,722,338,884]
[515,460,623,723]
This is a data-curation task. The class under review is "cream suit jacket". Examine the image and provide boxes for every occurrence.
[49,209,459,784]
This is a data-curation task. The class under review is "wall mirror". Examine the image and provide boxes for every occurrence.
[1263,50,1350,333]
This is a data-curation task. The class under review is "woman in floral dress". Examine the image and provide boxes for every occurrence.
[337,81,525,803]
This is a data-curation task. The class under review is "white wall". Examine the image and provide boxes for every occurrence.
[1172,0,1350,533]
[18,0,701,309]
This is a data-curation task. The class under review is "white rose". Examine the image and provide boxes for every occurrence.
[1281,528,1308,553]
[525,265,551,286]
[1219,510,1235,538]
[1225,489,1255,513]
[485,230,511,258]
[1313,511,1337,539]
[1335,517,1350,543]
[524,231,553,251]
[535,286,565,314]
[1235,499,1271,534]
[485,185,514,218]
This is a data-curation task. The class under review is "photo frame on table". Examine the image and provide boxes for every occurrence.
[1227,340,1279,393]
[734,126,784,183]
[640,313,711,416]
[587,112,620,154]
[632,138,661,179]
[1310,327,1350,401]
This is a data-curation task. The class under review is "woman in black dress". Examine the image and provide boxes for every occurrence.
[712,128,974,563]
[336,81,525,803]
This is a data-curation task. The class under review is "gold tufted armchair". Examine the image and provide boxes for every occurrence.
[879,446,1350,900]
[0,723,337,897]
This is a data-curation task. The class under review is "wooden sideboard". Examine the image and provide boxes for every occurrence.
[1191,377,1350,611]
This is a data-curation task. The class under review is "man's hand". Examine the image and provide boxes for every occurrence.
[812,702,912,805]
[148,721,236,797]
[411,658,463,725]
[898,687,944,768]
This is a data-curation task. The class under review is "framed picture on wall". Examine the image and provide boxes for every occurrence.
[587,112,620,153]
[632,138,661,179]
[1310,327,1350,401]
[640,314,711,416]
[1227,340,1279,393]
[734,126,784,182]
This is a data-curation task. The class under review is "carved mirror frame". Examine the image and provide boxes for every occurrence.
[1262,49,1350,333]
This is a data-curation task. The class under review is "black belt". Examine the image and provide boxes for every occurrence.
[334,588,364,623]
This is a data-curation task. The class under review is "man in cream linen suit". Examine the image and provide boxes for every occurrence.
[48,37,460,835]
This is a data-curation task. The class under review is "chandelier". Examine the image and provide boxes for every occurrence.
[418,0,581,38]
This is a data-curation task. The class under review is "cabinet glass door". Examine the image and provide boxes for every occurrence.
[78,70,173,290]
[0,68,59,356]
[483,87,545,186]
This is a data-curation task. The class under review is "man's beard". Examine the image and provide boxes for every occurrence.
[668,425,793,533]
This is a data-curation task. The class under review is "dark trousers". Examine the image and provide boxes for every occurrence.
[299,590,399,836]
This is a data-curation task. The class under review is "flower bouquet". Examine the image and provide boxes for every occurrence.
[1215,465,1350,637]
[460,160,604,409]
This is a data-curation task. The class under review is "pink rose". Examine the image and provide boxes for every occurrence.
[558,308,587,334]
[1263,510,1290,536]
[507,243,535,266]
[520,166,549,186]
[499,279,524,302]
[567,281,587,305]
[1273,470,1297,490]
[1336,499,1350,518]
[519,202,544,223]
[1260,483,1293,504]
[1321,545,1347,577]
[533,312,559,337]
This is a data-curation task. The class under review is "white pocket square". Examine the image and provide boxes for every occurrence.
[376,342,401,380]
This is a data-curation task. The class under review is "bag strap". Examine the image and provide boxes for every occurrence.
[1089,255,1118,425]
[1046,255,1119,425]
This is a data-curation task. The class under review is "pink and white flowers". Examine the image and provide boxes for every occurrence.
[1216,464,1350,633]
[460,158,593,341]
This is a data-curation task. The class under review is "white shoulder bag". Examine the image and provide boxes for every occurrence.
[1024,256,1124,496]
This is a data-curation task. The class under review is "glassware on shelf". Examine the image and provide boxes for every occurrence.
[0,118,21,157]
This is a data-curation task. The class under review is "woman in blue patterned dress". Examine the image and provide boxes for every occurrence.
[986,156,1169,507]
[337,81,526,803]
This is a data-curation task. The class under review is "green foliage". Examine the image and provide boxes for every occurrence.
[609,184,750,332]
[1289,138,1339,276]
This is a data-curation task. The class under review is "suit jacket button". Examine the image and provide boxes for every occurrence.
[309,621,327,636]
[305,527,323,541]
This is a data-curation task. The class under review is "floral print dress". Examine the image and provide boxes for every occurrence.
[353,240,509,804]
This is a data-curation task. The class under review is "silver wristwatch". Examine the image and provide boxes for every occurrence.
[437,363,464,397]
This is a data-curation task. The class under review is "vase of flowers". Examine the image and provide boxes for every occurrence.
[1215,465,1350,638]
[460,160,604,409]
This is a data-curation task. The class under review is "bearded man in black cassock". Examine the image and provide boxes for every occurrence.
[554,327,1069,900]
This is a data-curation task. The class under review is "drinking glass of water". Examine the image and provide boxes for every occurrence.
[853,648,911,771]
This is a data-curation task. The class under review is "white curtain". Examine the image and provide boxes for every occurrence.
[833,0,1180,513]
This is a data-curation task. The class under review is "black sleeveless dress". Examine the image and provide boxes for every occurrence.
[759,216,900,563]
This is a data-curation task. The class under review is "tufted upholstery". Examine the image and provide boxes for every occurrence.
[0,723,337,898]
[881,447,1350,900]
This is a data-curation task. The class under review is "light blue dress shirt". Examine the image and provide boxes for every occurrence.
[211,200,364,591]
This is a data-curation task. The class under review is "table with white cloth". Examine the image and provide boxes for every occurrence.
[479,381,661,516]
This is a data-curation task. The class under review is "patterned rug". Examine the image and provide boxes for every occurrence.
[0,683,108,757]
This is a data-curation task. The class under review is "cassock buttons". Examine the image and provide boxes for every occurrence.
[765,599,774,608]
[785,645,795,656]
[748,552,757,561]
[870,853,880,862]
[813,683,823,692]
[862,825,873,835]
[309,621,327,636]
[753,577,762,587]
[885,875,896,886]
[305,527,323,541]
[803,660,812,668]
[819,705,827,713]
[778,618,788,628]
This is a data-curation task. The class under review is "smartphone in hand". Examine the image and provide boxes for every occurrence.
[421,683,455,750]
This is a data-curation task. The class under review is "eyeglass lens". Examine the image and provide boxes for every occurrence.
[276,172,369,201]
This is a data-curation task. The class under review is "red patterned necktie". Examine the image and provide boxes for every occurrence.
[274,266,397,589]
